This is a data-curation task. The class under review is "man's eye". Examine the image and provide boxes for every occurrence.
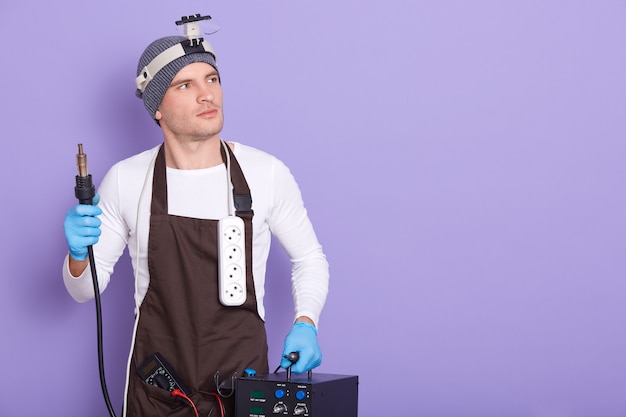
[208,76,219,83]
[178,83,189,90]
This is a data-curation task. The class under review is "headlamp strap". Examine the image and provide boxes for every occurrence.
[135,13,216,93]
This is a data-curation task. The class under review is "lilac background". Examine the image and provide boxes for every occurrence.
[1,1,625,416]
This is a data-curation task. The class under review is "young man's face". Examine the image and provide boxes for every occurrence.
[155,62,224,142]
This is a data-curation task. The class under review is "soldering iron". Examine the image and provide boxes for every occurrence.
[74,144,117,417]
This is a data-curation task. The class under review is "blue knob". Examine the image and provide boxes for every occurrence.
[296,390,306,400]
[275,389,286,399]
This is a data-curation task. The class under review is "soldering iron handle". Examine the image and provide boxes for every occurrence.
[75,174,95,205]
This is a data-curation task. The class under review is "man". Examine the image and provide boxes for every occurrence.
[63,20,329,416]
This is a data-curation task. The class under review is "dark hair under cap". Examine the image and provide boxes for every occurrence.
[135,35,218,119]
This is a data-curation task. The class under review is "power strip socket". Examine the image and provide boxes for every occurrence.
[218,216,247,306]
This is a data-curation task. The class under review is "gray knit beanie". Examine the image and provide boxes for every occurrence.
[135,35,218,119]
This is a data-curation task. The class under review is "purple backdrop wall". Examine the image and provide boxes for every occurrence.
[1,1,625,416]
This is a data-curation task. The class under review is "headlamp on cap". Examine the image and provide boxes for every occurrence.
[135,14,217,94]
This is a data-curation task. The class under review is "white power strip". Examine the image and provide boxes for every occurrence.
[218,216,247,306]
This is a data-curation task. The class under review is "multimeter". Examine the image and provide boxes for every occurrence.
[136,352,189,394]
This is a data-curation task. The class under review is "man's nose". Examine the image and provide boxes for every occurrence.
[198,84,215,102]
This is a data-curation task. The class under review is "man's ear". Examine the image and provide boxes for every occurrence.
[155,110,162,121]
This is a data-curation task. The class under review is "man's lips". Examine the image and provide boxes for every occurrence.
[197,108,218,117]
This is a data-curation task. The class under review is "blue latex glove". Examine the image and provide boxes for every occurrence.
[280,322,322,374]
[64,195,102,261]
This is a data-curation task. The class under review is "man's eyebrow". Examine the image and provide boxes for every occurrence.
[170,70,218,86]
[169,78,191,87]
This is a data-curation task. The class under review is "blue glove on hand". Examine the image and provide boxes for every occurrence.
[280,322,322,374]
[64,196,102,261]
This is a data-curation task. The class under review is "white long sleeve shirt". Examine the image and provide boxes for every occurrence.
[63,142,329,325]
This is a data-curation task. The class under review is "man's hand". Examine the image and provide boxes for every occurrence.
[281,320,322,374]
[64,198,102,261]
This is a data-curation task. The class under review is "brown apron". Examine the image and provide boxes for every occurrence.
[125,144,269,416]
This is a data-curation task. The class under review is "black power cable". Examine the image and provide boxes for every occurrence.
[74,144,117,417]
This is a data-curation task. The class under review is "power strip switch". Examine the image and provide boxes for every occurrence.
[218,216,247,306]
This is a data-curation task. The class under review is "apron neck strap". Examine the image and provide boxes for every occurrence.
[151,143,253,216]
